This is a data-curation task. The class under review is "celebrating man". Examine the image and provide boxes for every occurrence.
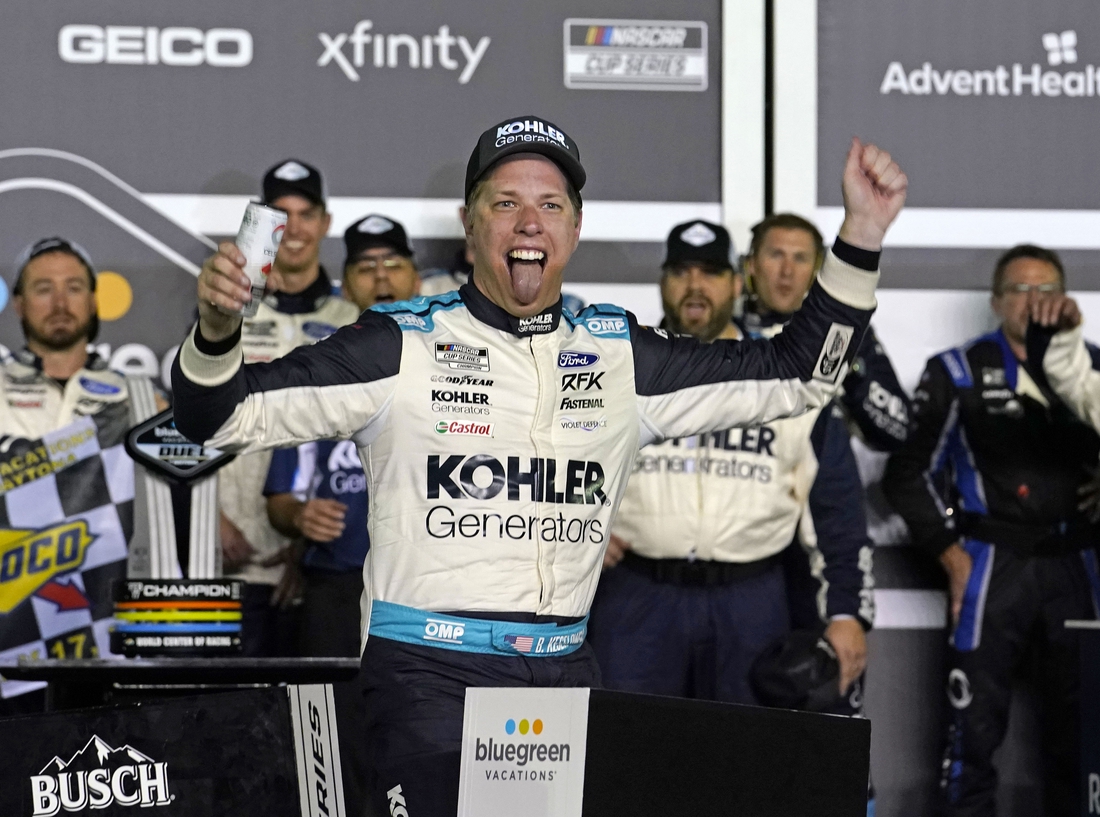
[173,118,906,816]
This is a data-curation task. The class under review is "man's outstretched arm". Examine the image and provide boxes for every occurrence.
[634,139,908,443]
[172,242,401,451]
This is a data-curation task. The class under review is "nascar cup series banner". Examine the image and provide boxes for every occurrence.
[0,1,722,384]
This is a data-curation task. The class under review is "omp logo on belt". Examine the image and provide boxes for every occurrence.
[0,521,95,613]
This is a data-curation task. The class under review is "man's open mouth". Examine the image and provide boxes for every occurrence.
[506,249,546,304]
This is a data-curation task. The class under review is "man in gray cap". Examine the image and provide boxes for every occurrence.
[173,118,907,815]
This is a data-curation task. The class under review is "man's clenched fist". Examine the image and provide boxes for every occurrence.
[838,137,908,251]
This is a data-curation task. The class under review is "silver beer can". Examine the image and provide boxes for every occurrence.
[229,202,286,318]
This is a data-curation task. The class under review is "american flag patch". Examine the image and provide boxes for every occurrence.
[505,635,534,654]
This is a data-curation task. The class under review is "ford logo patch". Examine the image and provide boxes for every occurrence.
[557,351,599,369]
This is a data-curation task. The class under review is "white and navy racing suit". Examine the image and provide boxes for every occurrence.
[172,240,880,816]
[215,268,358,654]
[589,371,874,704]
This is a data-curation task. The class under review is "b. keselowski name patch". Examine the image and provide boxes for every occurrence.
[813,323,855,383]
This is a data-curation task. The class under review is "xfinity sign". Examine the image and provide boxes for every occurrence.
[59,25,252,67]
[880,30,1100,97]
[317,21,490,83]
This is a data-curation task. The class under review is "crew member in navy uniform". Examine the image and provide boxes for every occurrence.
[174,122,907,816]
[884,244,1100,817]
[590,220,874,706]
[216,159,360,657]
[0,238,138,715]
[737,213,908,725]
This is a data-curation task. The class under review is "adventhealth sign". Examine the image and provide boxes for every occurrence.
[881,29,1100,98]
[458,688,590,817]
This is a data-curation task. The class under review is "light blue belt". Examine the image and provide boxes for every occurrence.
[368,601,588,657]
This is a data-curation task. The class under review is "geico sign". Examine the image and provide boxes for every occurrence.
[59,25,252,67]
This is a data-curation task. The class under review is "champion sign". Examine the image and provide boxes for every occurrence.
[880,30,1100,98]
[30,736,172,815]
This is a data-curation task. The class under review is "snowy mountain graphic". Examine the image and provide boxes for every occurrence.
[40,735,155,774]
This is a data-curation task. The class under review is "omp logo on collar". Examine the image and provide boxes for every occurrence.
[813,323,854,383]
[584,317,628,337]
[0,521,95,613]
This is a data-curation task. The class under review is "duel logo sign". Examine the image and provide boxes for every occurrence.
[29,735,172,815]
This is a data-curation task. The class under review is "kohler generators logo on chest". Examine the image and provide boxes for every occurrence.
[29,736,172,815]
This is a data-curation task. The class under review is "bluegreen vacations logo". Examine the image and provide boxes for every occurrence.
[474,717,571,782]
[881,30,1100,98]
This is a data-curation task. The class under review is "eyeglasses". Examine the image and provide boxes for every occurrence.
[998,283,1063,296]
[351,258,409,274]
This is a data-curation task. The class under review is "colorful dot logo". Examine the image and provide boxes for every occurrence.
[504,718,544,736]
[95,271,133,321]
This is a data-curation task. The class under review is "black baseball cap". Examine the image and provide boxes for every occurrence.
[13,237,96,294]
[465,115,586,202]
[344,215,414,267]
[663,220,734,269]
[262,159,326,207]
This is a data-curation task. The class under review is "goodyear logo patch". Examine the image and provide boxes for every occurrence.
[0,521,95,613]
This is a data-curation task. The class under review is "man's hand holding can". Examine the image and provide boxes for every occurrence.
[197,242,251,342]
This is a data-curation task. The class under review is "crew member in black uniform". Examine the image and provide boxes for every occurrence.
[883,244,1100,817]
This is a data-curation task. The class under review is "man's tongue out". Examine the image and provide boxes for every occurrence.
[508,250,545,304]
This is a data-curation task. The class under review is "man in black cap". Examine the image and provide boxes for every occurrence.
[0,238,141,714]
[216,159,359,657]
[340,214,422,310]
[175,117,907,815]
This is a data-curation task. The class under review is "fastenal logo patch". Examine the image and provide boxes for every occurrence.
[880,30,1100,98]
[435,342,490,371]
[0,521,95,614]
[563,18,708,91]
[30,735,172,815]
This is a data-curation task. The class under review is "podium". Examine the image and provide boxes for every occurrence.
[459,687,871,817]
[1069,620,1100,816]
